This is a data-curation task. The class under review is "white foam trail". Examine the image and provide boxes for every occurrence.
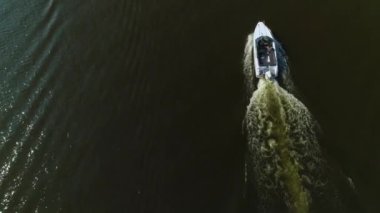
[245,79,329,213]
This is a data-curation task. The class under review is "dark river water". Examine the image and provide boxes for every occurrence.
[0,0,379,212]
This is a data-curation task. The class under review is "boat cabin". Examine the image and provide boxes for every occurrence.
[256,36,277,67]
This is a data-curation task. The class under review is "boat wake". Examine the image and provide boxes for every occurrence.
[245,79,330,213]
[243,31,344,213]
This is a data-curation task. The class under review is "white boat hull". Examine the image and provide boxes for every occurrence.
[253,22,278,80]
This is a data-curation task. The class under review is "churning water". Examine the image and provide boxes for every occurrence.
[242,35,350,212]
[245,80,333,213]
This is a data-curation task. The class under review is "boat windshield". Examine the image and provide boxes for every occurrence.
[256,37,277,66]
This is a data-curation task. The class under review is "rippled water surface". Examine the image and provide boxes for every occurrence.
[0,0,379,212]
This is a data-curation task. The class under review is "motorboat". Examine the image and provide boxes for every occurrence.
[252,22,278,80]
